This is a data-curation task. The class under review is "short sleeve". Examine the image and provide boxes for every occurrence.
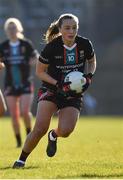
[85,39,94,60]
[39,44,51,64]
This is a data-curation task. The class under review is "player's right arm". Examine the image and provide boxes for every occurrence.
[36,59,57,86]
[36,44,57,86]
[36,59,72,97]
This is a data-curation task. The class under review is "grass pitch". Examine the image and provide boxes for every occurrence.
[0,116,123,179]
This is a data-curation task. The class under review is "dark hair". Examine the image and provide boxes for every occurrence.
[44,13,79,43]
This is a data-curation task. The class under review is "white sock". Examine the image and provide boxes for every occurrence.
[49,131,57,141]
[17,160,25,164]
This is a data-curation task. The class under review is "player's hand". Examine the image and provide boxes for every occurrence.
[56,81,71,92]
[82,73,93,93]
[56,81,82,98]
[55,81,71,98]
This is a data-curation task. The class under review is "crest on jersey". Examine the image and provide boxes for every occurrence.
[80,50,84,58]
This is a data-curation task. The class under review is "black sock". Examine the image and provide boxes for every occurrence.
[52,130,58,138]
[26,128,31,135]
[19,150,30,162]
[16,134,22,147]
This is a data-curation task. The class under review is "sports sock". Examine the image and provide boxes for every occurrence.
[16,134,22,146]
[16,160,25,164]
[19,150,30,162]
[49,130,58,141]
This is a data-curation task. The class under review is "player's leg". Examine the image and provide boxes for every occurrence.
[0,89,7,116]
[13,100,57,168]
[47,107,80,157]
[20,93,33,135]
[57,107,80,137]
[5,96,21,147]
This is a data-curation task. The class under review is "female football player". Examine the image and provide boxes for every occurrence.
[0,18,39,147]
[0,62,7,116]
[13,13,96,168]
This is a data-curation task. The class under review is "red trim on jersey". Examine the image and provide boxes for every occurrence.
[76,46,78,64]
[64,48,66,64]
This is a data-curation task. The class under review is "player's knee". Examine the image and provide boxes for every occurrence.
[59,128,73,138]
[21,110,30,118]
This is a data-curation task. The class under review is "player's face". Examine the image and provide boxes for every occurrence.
[6,23,18,40]
[59,19,78,45]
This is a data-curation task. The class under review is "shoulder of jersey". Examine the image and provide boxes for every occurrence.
[19,38,32,44]
[76,35,90,43]
[47,36,62,46]
[0,39,9,47]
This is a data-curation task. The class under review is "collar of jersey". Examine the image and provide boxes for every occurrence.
[9,40,20,47]
[63,43,77,51]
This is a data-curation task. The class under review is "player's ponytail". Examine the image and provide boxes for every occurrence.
[4,18,24,39]
[44,20,60,43]
[44,13,79,43]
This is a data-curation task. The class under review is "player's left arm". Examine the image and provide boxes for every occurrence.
[84,39,97,77]
[82,40,97,92]
[82,55,96,93]
[86,54,96,75]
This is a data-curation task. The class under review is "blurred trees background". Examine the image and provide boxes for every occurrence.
[0,0,123,115]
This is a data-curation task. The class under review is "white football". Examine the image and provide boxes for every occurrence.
[64,71,86,93]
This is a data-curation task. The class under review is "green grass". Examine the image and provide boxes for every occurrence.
[0,116,123,179]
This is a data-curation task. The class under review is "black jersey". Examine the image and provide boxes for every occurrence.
[39,35,94,89]
[0,38,36,89]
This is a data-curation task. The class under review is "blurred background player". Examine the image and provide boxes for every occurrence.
[0,89,6,116]
[0,62,7,116]
[13,13,96,168]
[0,18,39,147]
[84,93,97,115]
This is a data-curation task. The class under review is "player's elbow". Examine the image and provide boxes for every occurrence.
[36,60,48,80]
[35,69,44,80]
[36,64,41,77]
[35,69,41,78]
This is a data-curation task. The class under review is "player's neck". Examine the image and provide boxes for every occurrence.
[9,37,19,43]
[62,38,75,47]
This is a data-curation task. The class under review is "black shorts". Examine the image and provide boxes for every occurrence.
[37,87,83,111]
[4,84,34,96]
